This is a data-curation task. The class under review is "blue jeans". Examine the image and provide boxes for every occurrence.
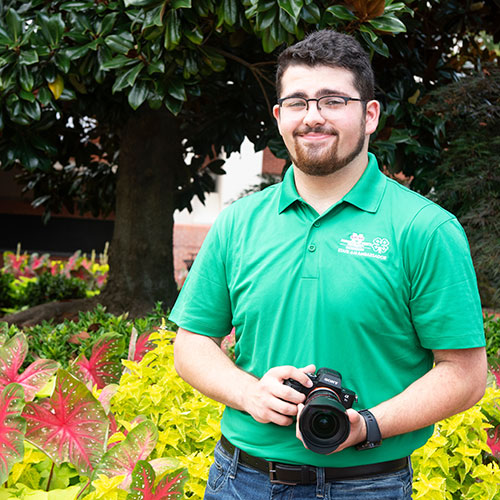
[204,441,413,499]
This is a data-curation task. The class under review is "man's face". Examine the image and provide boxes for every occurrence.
[273,64,378,176]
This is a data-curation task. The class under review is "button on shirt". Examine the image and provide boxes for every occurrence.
[170,153,485,467]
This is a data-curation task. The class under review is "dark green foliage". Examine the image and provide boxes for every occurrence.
[0,302,175,369]
[23,273,88,307]
[423,67,500,308]
[484,313,500,369]
[0,272,16,310]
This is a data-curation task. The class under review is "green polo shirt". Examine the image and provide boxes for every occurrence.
[169,153,485,467]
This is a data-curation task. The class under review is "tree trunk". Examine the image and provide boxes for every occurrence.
[98,107,181,316]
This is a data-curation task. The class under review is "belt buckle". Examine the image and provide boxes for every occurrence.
[268,462,298,485]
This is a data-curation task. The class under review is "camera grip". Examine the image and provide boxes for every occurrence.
[283,378,309,395]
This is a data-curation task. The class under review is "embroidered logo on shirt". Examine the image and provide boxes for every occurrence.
[338,233,390,261]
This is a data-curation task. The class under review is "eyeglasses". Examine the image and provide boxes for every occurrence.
[278,95,366,118]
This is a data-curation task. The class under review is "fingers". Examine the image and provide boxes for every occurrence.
[244,364,315,427]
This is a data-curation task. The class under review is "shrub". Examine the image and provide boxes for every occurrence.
[0,272,15,310]
[412,386,500,499]
[22,273,88,307]
[0,302,175,370]
[110,326,223,499]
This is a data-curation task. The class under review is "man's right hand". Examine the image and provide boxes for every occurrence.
[242,364,316,426]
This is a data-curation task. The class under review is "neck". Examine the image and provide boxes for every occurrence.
[293,154,368,215]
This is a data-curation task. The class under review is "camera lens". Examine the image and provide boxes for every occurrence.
[311,412,339,439]
[299,389,350,454]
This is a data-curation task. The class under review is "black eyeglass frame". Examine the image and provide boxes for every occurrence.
[277,95,367,110]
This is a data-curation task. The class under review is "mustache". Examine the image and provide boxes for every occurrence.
[293,126,338,137]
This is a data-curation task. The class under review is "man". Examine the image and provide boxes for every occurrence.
[171,30,487,499]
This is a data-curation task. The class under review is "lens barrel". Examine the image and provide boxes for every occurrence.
[299,389,350,454]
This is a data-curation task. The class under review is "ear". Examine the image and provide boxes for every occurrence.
[273,103,283,134]
[273,103,280,122]
[364,100,380,136]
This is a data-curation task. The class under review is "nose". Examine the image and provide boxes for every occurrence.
[303,100,326,127]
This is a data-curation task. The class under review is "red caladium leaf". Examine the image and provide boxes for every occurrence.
[23,369,109,477]
[128,328,156,364]
[0,383,26,484]
[72,333,125,390]
[127,460,187,500]
[0,333,59,401]
[93,419,162,489]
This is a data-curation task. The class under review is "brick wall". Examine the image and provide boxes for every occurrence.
[173,224,211,286]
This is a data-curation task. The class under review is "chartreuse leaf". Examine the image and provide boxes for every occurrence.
[0,333,59,402]
[48,75,64,99]
[23,369,109,477]
[127,460,187,499]
[93,419,162,490]
[0,384,26,485]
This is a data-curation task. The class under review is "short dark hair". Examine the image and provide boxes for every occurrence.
[276,30,375,101]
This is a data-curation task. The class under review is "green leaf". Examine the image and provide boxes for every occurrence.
[60,1,94,8]
[37,87,53,106]
[0,26,14,45]
[128,80,149,110]
[124,0,157,6]
[164,95,183,115]
[359,24,378,43]
[183,25,204,45]
[173,0,192,7]
[325,5,357,21]
[105,32,135,54]
[278,0,302,21]
[19,89,36,103]
[359,31,389,57]
[37,13,65,47]
[112,63,144,93]
[220,0,238,26]
[19,49,39,66]
[279,8,296,34]
[23,101,41,121]
[98,12,118,36]
[256,6,278,31]
[55,52,71,73]
[368,14,407,34]
[6,8,23,42]
[101,54,137,70]
[167,79,186,101]
[18,65,34,92]
[164,9,181,49]
[300,3,320,23]
[201,47,226,72]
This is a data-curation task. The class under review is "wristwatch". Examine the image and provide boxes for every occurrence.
[356,409,382,451]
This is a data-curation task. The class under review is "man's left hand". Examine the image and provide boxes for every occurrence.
[295,405,367,454]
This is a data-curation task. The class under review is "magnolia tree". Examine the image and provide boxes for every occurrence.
[0,0,497,316]
[0,0,409,315]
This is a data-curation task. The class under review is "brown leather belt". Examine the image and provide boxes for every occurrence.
[220,435,409,485]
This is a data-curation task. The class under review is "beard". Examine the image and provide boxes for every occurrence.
[288,119,366,177]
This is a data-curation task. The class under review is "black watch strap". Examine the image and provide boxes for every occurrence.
[356,409,382,451]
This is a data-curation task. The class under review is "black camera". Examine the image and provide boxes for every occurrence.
[284,368,357,454]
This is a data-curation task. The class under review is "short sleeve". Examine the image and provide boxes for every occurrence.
[169,213,233,337]
[409,218,485,349]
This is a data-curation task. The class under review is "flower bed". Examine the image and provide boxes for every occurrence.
[0,309,499,499]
